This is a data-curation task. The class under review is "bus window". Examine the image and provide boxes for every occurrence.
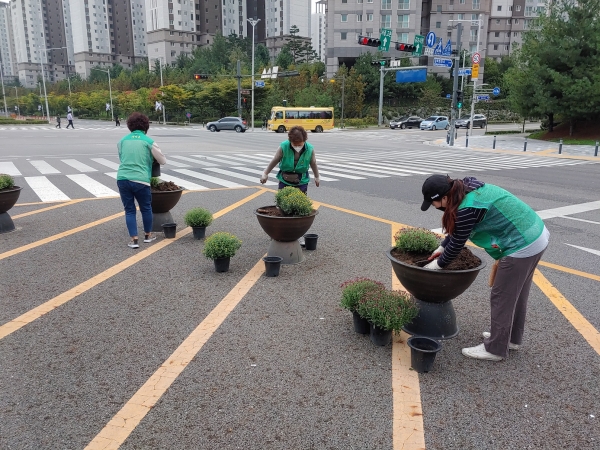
[299,111,312,119]
[322,111,333,119]
[285,111,299,119]
[272,111,282,120]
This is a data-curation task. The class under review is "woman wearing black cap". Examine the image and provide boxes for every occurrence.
[421,174,549,361]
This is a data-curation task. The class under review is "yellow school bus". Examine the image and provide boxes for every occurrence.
[268,106,334,133]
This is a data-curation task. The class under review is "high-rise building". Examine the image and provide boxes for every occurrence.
[311,0,327,62]
[265,0,311,38]
[0,1,17,80]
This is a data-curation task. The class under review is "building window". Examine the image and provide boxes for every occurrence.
[397,14,409,28]
[341,32,347,40]
[357,0,363,3]
[367,13,373,21]
[397,32,408,42]
[381,14,391,28]
[509,6,513,11]
[494,31,499,37]
[505,45,509,50]
[472,0,480,9]
[507,19,511,24]
[470,29,477,40]
[357,14,363,22]
[436,21,441,28]
[514,31,518,36]
[342,0,347,3]
[457,13,465,19]
[514,19,519,24]
[341,14,347,22]
[382,0,391,9]
[497,5,501,11]
[437,5,442,12]
[398,0,409,10]
[516,5,521,11]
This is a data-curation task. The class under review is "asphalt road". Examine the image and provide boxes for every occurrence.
[0,121,599,449]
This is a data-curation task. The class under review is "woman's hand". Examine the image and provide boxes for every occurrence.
[314,177,320,187]
[424,259,442,270]
[260,172,268,184]
[428,245,445,261]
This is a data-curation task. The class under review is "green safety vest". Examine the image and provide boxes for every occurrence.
[116,130,155,184]
[276,140,314,186]
[459,183,545,259]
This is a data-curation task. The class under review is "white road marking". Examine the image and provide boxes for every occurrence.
[24,176,70,202]
[158,173,208,190]
[62,159,97,172]
[67,174,119,197]
[0,162,21,176]
[30,160,61,174]
[203,167,277,185]
[565,244,600,257]
[536,201,600,220]
[91,158,120,170]
[170,155,215,166]
[173,169,246,188]
[319,164,390,178]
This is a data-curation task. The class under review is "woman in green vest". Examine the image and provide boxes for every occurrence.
[421,174,549,361]
[259,126,320,193]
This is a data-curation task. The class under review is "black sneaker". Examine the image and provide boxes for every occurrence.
[128,239,139,249]
[143,234,156,243]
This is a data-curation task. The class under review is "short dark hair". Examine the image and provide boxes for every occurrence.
[288,126,308,144]
[127,112,150,133]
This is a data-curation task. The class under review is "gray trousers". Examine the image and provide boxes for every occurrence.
[484,249,545,358]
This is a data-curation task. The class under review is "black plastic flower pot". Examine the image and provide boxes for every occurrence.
[162,223,177,239]
[263,256,283,277]
[352,311,370,335]
[370,324,392,346]
[214,257,230,273]
[407,336,442,373]
[192,226,206,240]
[303,234,318,250]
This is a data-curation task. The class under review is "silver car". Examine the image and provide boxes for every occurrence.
[420,116,449,131]
[206,117,247,133]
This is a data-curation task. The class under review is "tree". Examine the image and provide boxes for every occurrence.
[275,47,294,69]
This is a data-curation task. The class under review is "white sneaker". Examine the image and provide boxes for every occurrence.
[482,332,520,350]
[462,343,503,361]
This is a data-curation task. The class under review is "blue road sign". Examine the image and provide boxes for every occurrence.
[255,80,265,88]
[458,68,472,76]
[433,39,443,55]
[426,31,437,48]
[433,58,453,68]
[395,69,427,83]
[493,87,501,96]
[442,40,452,56]
[477,95,490,101]
[446,94,451,99]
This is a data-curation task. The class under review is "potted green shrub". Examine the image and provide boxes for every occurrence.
[184,207,213,239]
[202,232,242,273]
[357,288,418,346]
[150,177,183,232]
[386,227,486,340]
[340,278,386,335]
[0,174,23,234]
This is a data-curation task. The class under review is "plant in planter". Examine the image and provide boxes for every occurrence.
[202,232,242,272]
[386,227,486,340]
[356,288,418,346]
[340,277,386,334]
[150,177,183,232]
[0,174,23,234]
[274,186,313,216]
[184,207,213,239]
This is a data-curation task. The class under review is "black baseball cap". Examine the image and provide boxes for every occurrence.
[421,174,452,211]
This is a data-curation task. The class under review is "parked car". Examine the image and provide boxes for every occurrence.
[206,117,247,132]
[455,114,487,129]
[390,116,423,129]
[419,116,449,131]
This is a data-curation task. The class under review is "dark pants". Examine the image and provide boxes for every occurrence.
[484,249,546,358]
[278,181,308,193]
[66,120,74,129]
[56,122,61,128]
[117,180,153,237]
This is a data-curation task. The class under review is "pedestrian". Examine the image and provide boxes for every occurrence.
[116,112,167,249]
[66,112,74,129]
[421,174,549,361]
[55,115,61,129]
[262,116,268,130]
[115,116,121,127]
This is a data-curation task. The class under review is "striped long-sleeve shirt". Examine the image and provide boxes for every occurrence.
[438,177,485,268]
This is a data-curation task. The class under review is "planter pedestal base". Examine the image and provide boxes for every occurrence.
[402,298,459,340]
[0,212,16,234]
[267,239,304,265]
[152,212,173,232]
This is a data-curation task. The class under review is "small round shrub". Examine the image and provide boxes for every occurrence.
[202,232,242,259]
[184,207,213,227]
[394,227,439,254]
[340,277,386,312]
[357,289,418,332]
[275,186,313,216]
[0,174,15,191]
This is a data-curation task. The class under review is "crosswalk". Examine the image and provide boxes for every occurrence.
[2,149,595,203]
[0,126,197,132]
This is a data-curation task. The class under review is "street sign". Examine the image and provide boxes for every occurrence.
[477,95,490,101]
[412,34,425,56]
[433,39,443,56]
[458,68,472,76]
[472,63,480,78]
[186,112,192,118]
[446,94,451,99]
[390,60,402,68]
[241,89,251,95]
[433,58,453,68]
[423,47,434,56]
[379,28,392,51]
[442,40,452,57]
[472,52,481,64]
[255,81,265,88]
[426,31,436,48]
[395,69,427,83]
[493,87,501,96]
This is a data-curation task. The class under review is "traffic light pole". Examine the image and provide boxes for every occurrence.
[449,23,462,147]
[378,64,384,126]
[236,60,242,119]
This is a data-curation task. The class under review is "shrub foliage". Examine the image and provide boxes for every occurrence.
[340,277,386,312]
[357,289,418,332]
[0,174,15,191]
[394,227,439,254]
[184,207,213,227]
[202,232,242,259]
[275,186,313,216]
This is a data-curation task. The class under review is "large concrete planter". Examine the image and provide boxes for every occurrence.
[0,186,22,233]
[150,189,183,232]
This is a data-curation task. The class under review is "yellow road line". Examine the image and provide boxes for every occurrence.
[538,261,600,282]
[534,269,600,355]
[85,258,267,450]
[14,200,72,207]
[12,199,86,219]
[537,148,557,155]
[0,211,124,261]
[391,223,426,450]
[0,190,266,340]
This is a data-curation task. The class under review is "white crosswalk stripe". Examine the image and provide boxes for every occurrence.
[67,174,119,197]
[91,158,120,170]
[0,162,21,176]
[173,169,246,188]
[62,159,97,172]
[30,160,61,174]
[24,176,70,202]
[203,167,277,185]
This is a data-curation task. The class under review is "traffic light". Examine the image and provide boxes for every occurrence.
[456,91,464,109]
[194,74,209,80]
[371,60,386,66]
[395,43,416,53]
[358,35,381,47]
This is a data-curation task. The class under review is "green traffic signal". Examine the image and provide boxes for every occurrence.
[457,102,463,109]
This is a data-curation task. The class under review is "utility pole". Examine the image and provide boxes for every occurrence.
[378,63,385,126]
[0,56,7,117]
[449,23,462,147]
[157,58,166,125]
[236,60,242,118]
[467,21,482,139]
[248,18,260,132]
[459,50,467,119]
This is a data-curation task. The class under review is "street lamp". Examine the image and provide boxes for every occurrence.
[247,17,260,132]
[329,76,345,129]
[91,67,114,121]
[152,57,167,125]
[37,47,51,123]
[0,56,7,117]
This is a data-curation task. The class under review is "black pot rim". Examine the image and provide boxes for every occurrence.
[151,188,184,193]
[263,256,283,263]
[161,223,177,227]
[407,336,442,353]
[0,186,23,193]
[386,248,487,273]
[254,206,319,219]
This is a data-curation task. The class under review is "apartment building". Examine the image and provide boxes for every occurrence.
[311,0,327,62]
[0,1,17,79]
[265,0,311,38]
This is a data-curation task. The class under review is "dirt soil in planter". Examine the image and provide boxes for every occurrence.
[390,247,482,270]
[151,181,181,192]
[256,206,316,217]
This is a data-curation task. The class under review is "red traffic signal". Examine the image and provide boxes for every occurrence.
[395,43,416,52]
[358,35,381,48]
[194,74,209,80]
